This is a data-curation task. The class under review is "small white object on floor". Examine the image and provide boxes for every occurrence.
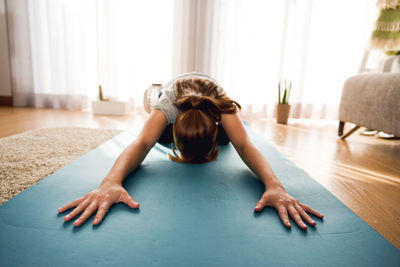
[376,131,396,139]
[92,100,130,115]
[360,129,378,136]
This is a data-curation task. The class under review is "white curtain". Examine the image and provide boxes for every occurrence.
[292,0,378,119]
[96,0,174,111]
[6,0,377,119]
[6,0,174,110]
[173,0,377,119]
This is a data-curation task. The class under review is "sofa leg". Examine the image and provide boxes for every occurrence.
[340,125,361,140]
[338,121,345,136]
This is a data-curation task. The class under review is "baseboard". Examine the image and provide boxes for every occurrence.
[0,96,13,106]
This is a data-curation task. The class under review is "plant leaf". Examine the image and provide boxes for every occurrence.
[99,85,103,101]
[282,89,287,104]
[278,81,281,104]
[287,81,292,104]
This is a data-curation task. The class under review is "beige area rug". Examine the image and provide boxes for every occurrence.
[0,127,122,205]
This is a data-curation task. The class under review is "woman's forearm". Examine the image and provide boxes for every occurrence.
[102,140,151,185]
[102,111,168,186]
[235,142,284,190]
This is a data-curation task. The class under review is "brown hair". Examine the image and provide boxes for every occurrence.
[169,78,241,164]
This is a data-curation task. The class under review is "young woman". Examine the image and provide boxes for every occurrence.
[58,72,323,230]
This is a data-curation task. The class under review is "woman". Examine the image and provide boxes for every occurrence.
[58,72,323,230]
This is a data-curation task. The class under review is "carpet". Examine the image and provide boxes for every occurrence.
[0,127,122,205]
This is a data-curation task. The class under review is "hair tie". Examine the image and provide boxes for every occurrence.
[191,104,200,110]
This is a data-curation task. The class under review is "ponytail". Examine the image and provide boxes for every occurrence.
[174,95,241,122]
[174,78,241,117]
[169,78,241,164]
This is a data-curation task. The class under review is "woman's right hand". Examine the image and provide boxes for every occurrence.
[57,181,140,227]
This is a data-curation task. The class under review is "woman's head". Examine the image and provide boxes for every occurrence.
[169,78,241,164]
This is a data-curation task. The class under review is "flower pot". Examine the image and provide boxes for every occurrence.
[276,104,291,124]
[143,83,163,113]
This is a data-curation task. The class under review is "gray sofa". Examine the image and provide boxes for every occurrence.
[338,55,400,139]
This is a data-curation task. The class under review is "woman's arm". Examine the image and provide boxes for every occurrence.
[103,110,168,184]
[221,113,323,230]
[58,110,168,226]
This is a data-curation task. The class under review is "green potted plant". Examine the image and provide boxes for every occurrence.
[276,80,292,124]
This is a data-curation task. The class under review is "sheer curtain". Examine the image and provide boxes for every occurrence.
[189,0,378,119]
[292,0,377,119]
[7,0,98,109]
[6,0,377,119]
[96,0,174,111]
[6,0,174,110]
[207,0,288,118]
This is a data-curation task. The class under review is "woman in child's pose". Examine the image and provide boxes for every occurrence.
[58,72,323,229]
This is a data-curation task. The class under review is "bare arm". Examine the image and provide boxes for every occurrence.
[221,113,323,230]
[220,114,283,189]
[58,110,168,226]
[104,110,168,185]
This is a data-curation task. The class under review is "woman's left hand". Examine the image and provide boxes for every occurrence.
[253,186,324,230]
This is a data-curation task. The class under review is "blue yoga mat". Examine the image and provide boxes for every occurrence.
[0,128,399,266]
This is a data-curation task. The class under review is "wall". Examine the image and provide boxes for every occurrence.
[0,0,12,98]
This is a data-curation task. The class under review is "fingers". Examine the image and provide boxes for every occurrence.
[276,205,291,228]
[288,205,308,230]
[73,200,99,227]
[93,202,111,226]
[295,203,316,227]
[57,197,83,213]
[300,203,324,219]
[119,191,140,209]
[254,194,269,212]
[64,198,91,222]
[253,188,324,230]
[60,187,139,227]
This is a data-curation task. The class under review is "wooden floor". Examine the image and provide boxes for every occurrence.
[1,107,399,249]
